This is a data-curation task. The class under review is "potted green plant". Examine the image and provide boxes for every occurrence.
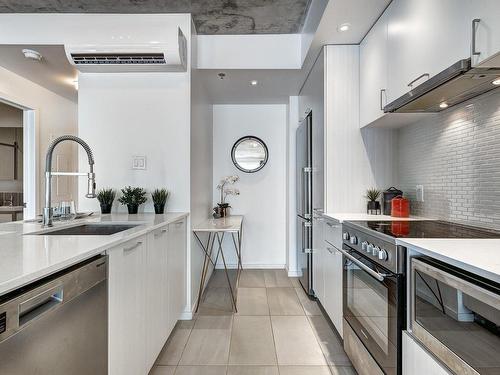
[118,186,147,214]
[96,188,115,214]
[365,188,381,215]
[151,188,170,214]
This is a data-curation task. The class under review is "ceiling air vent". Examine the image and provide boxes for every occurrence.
[70,53,166,66]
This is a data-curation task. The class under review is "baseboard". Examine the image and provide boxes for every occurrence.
[179,311,193,320]
[215,263,286,269]
[287,269,301,277]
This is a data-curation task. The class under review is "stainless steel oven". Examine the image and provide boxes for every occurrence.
[340,243,404,375]
[410,257,500,375]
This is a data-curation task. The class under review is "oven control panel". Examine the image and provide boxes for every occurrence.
[341,225,401,274]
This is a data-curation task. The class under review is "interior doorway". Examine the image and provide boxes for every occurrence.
[0,96,37,221]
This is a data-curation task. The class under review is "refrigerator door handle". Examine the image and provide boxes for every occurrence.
[303,167,312,219]
[302,221,312,253]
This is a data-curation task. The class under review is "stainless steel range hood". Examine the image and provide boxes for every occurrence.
[383,58,500,113]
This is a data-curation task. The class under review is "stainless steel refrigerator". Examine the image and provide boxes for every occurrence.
[296,110,324,297]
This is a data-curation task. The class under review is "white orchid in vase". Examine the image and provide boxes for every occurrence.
[216,175,240,205]
[214,175,240,218]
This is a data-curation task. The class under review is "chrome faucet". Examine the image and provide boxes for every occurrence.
[43,135,96,227]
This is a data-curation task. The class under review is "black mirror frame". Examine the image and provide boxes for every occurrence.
[231,136,269,173]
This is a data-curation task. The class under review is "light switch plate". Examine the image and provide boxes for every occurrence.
[132,155,147,170]
[416,185,424,202]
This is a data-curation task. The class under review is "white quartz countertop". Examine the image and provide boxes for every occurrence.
[322,212,429,223]
[0,212,188,296]
[398,238,500,284]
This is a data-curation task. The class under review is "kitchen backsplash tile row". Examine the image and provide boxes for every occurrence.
[397,90,500,230]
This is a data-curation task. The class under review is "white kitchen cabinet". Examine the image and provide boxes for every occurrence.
[167,218,186,334]
[469,1,500,67]
[108,217,187,375]
[402,331,451,375]
[386,0,470,102]
[360,10,389,127]
[323,243,344,338]
[313,219,325,302]
[108,236,148,375]
[145,225,169,371]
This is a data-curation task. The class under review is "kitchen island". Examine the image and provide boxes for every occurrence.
[0,212,189,375]
[0,212,188,296]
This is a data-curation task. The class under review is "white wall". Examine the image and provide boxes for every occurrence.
[189,25,214,310]
[287,96,299,275]
[197,34,302,69]
[77,71,191,213]
[213,104,287,268]
[0,65,78,214]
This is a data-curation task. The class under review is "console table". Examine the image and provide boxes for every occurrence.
[193,215,243,313]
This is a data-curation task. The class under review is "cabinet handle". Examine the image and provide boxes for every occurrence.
[408,73,430,89]
[154,228,168,237]
[471,18,481,57]
[380,89,387,110]
[123,241,143,252]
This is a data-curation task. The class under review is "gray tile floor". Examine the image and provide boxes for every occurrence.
[151,269,356,375]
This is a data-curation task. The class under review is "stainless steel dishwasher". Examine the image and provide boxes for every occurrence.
[0,255,108,375]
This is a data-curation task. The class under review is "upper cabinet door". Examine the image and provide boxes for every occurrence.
[360,10,389,128]
[469,0,500,67]
[386,0,470,102]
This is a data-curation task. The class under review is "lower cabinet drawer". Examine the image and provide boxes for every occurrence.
[343,319,384,375]
[324,219,342,249]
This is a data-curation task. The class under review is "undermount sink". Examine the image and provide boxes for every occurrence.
[35,224,139,236]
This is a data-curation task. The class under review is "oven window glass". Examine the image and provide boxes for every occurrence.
[414,265,500,374]
[346,258,390,354]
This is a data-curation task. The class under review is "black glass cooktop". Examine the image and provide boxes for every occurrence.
[349,220,500,239]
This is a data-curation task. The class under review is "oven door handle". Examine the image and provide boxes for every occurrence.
[339,246,388,282]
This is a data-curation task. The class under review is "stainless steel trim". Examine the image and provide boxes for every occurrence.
[123,241,143,252]
[379,88,386,110]
[409,258,493,375]
[337,245,387,282]
[18,285,63,327]
[412,259,500,320]
[408,73,430,88]
[471,19,481,56]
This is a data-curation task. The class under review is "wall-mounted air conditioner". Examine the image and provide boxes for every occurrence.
[65,27,187,73]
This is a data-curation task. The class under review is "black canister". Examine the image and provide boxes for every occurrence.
[383,187,403,215]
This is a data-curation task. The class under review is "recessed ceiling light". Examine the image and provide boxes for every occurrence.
[493,78,500,86]
[338,23,351,32]
[439,102,449,109]
[22,49,42,61]
[250,80,258,86]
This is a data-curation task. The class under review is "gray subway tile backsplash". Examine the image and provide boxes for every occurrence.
[397,89,500,230]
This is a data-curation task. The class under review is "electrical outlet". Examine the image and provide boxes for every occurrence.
[416,185,424,202]
[132,155,147,170]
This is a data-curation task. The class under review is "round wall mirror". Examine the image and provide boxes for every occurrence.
[231,136,269,173]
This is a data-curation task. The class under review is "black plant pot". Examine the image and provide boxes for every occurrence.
[127,204,139,214]
[367,201,381,215]
[154,203,165,214]
[100,203,112,214]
